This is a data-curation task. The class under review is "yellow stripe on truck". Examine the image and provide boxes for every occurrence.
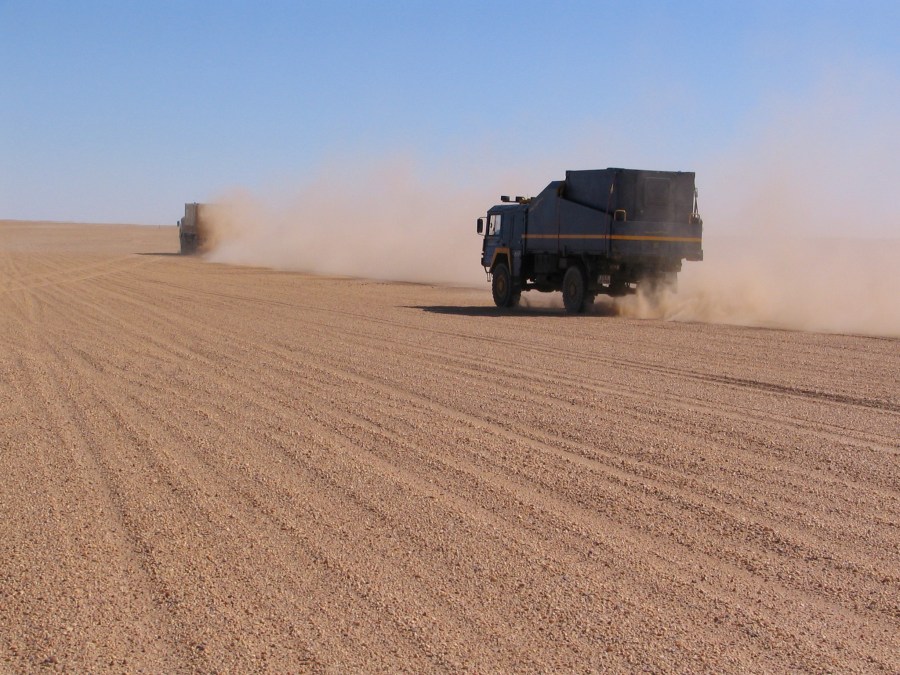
[523,234,701,243]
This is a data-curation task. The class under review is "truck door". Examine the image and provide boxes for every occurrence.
[481,211,504,269]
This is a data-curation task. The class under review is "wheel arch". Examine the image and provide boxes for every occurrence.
[489,247,511,272]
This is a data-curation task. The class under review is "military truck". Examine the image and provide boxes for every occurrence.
[477,168,703,313]
[177,202,210,254]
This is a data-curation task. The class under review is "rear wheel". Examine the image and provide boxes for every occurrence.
[562,266,587,314]
[492,262,516,308]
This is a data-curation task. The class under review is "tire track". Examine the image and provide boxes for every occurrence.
[58,266,900,668]
[4,226,898,672]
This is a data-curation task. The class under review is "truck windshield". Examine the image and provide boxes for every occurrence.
[488,214,502,235]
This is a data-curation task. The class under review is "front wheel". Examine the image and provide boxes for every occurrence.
[562,266,588,314]
[491,263,517,308]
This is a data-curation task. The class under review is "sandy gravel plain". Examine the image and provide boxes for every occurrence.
[1,221,898,673]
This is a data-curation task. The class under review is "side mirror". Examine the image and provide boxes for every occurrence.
[476,218,484,234]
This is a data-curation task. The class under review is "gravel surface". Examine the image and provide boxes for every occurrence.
[1,222,898,673]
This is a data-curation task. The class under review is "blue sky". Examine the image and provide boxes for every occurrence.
[2,1,898,231]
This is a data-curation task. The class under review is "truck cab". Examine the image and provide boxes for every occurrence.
[476,169,703,313]
[477,201,528,307]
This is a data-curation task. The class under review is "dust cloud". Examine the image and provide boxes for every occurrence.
[614,237,900,337]
[206,169,898,338]
[616,75,900,338]
[205,157,490,287]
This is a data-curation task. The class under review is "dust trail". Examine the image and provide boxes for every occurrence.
[204,157,494,287]
[615,237,900,337]
[206,178,899,337]
[616,73,900,338]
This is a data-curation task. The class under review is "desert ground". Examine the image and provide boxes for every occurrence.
[1,221,897,673]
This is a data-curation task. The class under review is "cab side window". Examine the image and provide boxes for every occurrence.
[488,214,502,235]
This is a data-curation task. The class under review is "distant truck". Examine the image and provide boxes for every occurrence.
[177,202,210,254]
[477,168,703,313]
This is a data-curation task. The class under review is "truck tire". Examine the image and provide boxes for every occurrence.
[492,262,517,308]
[562,266,588,314]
